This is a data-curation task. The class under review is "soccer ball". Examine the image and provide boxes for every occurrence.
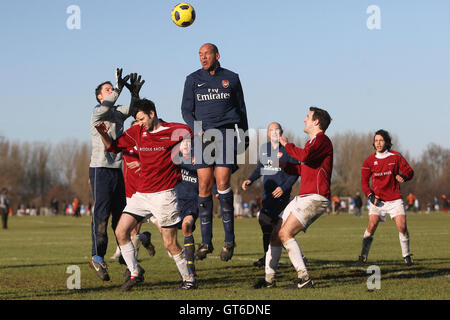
[171,3,196,27]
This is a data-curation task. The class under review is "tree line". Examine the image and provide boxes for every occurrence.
[1,132,448,212]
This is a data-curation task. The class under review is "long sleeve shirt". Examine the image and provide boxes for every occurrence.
[361,150,414,201]
[283,132,333,199]
[90,89,131,168]
[248,142,298,201]
[106,122,192,193]
[181,66,248,133]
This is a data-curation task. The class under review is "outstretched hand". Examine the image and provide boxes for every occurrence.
[115,68,130,91]
[125,73,145,98]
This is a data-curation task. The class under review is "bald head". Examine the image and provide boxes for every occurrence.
[267,122,283,144]
[199,43,220,74]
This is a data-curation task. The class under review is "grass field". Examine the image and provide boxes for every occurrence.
[0,212,449,301]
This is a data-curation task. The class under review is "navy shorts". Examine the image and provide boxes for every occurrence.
[193,126,238,169]
[177,198,198,231]
[260,193,291,222]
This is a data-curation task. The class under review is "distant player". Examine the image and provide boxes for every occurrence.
[241,122,298,267]
[253,107,333,289]
[95,98,197,291]
[354,129,414,266]
[181,43,249,261]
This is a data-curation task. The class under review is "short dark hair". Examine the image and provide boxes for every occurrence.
[373,129,393,151]
[95,81,113,103]
[310,107,332,132]
[134,98,157,118]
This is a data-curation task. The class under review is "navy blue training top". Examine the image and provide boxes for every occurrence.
[181,66,249,133]
[248,142,299,201]
[175,158,198,214]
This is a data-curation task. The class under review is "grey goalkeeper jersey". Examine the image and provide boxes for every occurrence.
[90,90,131,168]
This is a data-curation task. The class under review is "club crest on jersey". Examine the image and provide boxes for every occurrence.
[222,80,229,88]
[374,161,378,165]
[277,152,283,159]
[142,132,148,137]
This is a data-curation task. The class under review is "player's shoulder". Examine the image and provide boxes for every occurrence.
[186,68,205,80]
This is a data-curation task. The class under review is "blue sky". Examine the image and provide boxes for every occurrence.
[0,0,449,158]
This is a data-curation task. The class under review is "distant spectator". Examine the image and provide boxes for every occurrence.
[72,197,81,217]
[406,193,416,211]
[331,195,340,214]
[434,196,440,212]
[340,200,347,213]
[50,198,59,215]
[441,195,449,213]
[414,198,420,213]
[0,188,10,229]
[354,192,363,217]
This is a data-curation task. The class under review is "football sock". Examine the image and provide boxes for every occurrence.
[399,231,410,257]
[184,235,196,276]
[265,245,282,283]
[218,187,235,243]
[198,195,213,245]
[119,241,139,277]
[361,229,374,258]
[261,224,273,253]
[173,251,194,282]
[283,238,308,277]
[131,234,140,258]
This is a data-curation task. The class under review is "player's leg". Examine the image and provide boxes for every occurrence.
[215,166,236,261]
[280,195,329,288]
[196,166,215,260]
[115,213,146,291]
[89,167,113,281]
[277,213,312,289]
[254,210,273,267]
[354,205,381,266]
[393,213,413,265]
[182,215,196,276]
[161,226,197,289]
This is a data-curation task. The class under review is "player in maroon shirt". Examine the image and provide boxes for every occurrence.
[95,98,197,291]
[253,107,333,289]
[110,120,157,265]
[354,129,414,267]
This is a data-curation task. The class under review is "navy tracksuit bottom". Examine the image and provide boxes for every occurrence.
[89,167,126,258]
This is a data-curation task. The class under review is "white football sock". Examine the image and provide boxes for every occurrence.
[265,245,282,283]
[283,238,308,277]
[131,234,141,258]
[172,251,194,282]
[119,241,139,277]
[361,229,374,258]
[399,231,410,257]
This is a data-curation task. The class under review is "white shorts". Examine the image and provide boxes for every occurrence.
[123,189,181,227]
[280,194,330,231]
[368,199,406,222]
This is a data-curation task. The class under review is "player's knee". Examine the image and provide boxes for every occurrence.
[277,228,291,244]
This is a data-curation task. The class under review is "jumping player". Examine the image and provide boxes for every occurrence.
[95,98,197,291]
[354,129,414,266]
[89,69,144,281]
[253,107,333,289]
[241,122,298,267]
[181,43,249,261]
